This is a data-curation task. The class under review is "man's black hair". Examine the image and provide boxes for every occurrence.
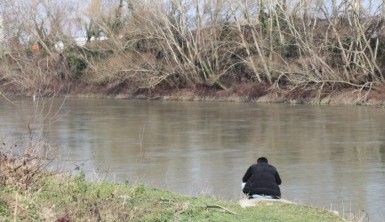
[257,157,268,163]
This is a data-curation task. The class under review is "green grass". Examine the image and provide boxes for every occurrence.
[0,173,345,221]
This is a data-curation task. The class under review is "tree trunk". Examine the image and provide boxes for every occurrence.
[332,0,337,17]
[301,0,308,19]
[382,0,385,20]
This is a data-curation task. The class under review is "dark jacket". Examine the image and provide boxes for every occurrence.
[242,163,282,198]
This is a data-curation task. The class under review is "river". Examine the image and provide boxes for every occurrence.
[1,97,385,221]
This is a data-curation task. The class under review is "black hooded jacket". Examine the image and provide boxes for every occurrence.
[242,162,282,197]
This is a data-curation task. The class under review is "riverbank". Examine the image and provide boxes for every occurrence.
[2,80,385,106]
[0,149,345,221]
[93,86,385,106]
[0,174,345,222]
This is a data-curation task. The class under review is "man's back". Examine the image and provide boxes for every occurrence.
[242,161,282,198]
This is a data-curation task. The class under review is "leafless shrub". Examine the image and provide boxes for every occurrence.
[0,140,55,190]
[1,0,385,96]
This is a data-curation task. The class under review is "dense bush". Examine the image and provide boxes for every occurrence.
[66,54,87,79]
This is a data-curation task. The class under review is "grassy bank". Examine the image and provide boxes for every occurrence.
[0,174,345,222]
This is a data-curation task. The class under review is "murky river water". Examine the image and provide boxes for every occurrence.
[1,98,385,220]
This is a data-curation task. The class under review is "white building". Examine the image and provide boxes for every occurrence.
[54,36,108,51]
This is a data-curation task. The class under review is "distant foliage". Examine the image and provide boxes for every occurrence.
[66,54,87,79]
[1,0,385,95]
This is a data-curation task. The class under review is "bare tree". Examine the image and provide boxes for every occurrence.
[332,0,338,17]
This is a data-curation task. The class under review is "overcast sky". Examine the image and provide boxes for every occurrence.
[1,0,384,40]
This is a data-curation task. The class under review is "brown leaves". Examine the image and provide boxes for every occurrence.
[0,151,45,190]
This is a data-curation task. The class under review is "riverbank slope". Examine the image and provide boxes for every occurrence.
[74,85,385,106]
[0,174,345,222]
[2,80,385,106]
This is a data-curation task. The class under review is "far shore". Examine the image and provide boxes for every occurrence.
[77,88,385,106]
[2,83,385,106]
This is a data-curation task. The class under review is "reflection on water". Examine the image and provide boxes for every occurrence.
[1,98,385,220]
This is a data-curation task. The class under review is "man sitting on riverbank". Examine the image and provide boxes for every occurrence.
[241,157,282,199]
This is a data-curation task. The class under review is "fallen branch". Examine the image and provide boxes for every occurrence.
[205,204,239,215]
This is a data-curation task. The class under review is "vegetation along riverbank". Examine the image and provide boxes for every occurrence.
[0,149,345,221]
[1,0,385,105]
